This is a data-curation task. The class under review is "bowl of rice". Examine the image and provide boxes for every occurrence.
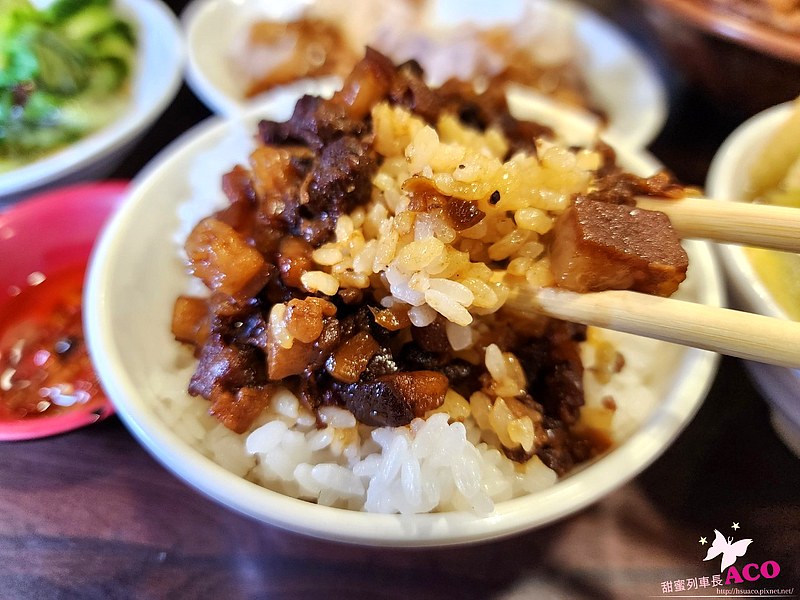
[181,0,667,148]
[85,53,722,546]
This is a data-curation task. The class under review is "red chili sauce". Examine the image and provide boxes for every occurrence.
[0,264,103,421]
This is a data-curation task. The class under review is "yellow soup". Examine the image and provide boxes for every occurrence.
[745,99,800,321]
[745,247,800,320]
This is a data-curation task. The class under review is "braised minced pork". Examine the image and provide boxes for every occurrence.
[172,48,689,473]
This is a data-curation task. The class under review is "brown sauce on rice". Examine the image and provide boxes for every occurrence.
[173,49,688,476]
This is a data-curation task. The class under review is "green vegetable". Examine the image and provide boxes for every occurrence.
[33,29,88,94]
[59,5,120,42]
[43,0,111,22]
[0,0,137,169]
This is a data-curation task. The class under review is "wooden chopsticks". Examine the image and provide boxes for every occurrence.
[506,286,800,369]
[501,197,800,366]
[635,196,800,252]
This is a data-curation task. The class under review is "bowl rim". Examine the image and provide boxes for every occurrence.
[643,0,800,64]
[745,360,800,455]
[85,99,722,547]
[0,0,185,199]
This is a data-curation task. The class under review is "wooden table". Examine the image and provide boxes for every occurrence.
[2,2,798,598]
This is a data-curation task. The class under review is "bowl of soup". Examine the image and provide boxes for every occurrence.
[707,98,800,456]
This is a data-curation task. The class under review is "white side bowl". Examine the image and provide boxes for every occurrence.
[0,0,185,205]
[706,102,800,456]
[85,95,721,546]
[181,0,666,148]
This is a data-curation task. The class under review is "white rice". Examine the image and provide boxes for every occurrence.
[161,286,678,515]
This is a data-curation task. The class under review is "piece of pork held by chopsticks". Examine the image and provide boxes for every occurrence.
[550,196,689,297]
[509,189,800,369]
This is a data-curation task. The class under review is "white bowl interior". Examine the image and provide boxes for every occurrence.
[85,94,721,546]
[181,0,666,148]
[0,0,185,203]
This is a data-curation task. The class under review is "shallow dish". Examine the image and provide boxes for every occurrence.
[0,181,127,441]
[84,89,722,545]
[0,0,184,205]
[181,0,667,148]
[706,101,800,456]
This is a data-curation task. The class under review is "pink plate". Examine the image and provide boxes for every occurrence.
[0,181,128,441]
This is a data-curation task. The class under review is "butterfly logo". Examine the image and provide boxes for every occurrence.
[703,529,753,572]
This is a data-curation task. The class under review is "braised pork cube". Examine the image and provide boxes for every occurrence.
[332,47,395,121]
[211,165,258,237]
[335,371,448,427]
[549,198,688,296]
[258,94,362,152]
[266,338,314,381]
[172,296,210,346]
[185,217,270,299]
[265,298,336,380]
[209,385,275,434]
[325,331,380,384]
[266,310,314,381]
[188,333,266,400]
[277,236,313,289]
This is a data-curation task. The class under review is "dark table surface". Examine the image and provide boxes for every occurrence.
[1,1,799,598]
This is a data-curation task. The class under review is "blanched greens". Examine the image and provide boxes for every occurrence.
[0,0,136,169]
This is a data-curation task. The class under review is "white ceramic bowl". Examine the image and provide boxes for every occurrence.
[181,0,667,148]
[0,0,184,205]
[85,94,721,546]
[706,102,800,456]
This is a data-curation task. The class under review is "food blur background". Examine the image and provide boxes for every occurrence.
[1,0,798,598]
